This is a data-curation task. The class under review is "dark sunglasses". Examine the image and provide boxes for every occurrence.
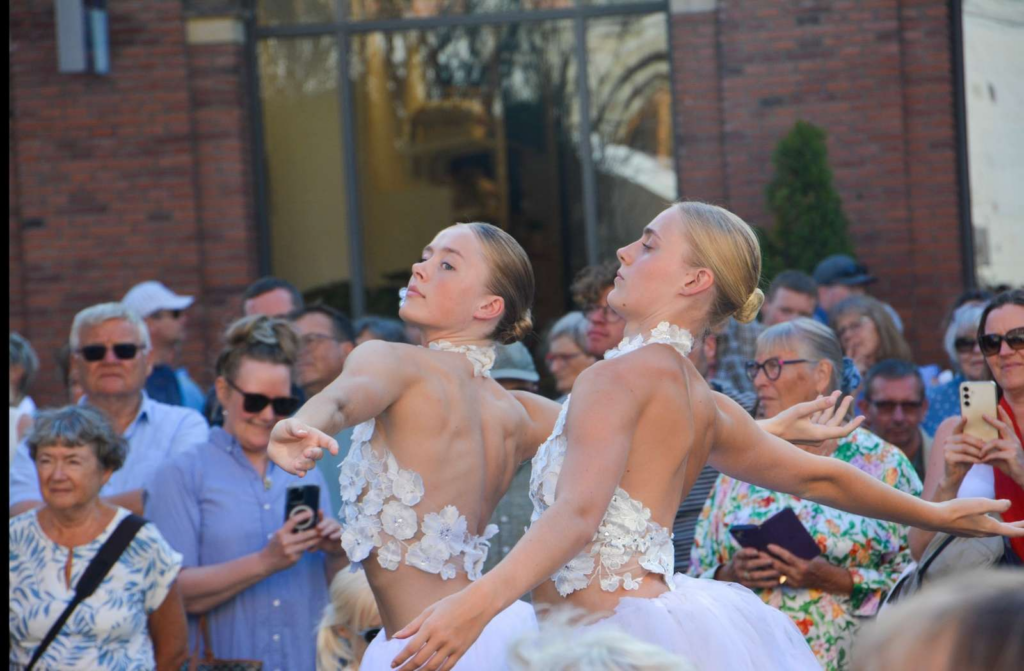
[979,327,1024,356]
[359,627,381,644]
[953,337,978,354]
[78,343,143,362]
[744,358,812,382]
[869,400,925,414]
[156,309,184,320]
[226,379,301,416]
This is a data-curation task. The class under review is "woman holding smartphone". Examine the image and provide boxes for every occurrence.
[910,289,1024,561]
[389,204,1023,671]
[146,315,345,671]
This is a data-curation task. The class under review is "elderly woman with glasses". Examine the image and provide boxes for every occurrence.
[145,315,347,671]
[544,312,598,401]
[922,303,990,436]
[830,296,913,381]
[690,318,921,670]
[9,406,187,670]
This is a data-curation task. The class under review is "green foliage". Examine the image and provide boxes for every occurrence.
[761,121,854,283]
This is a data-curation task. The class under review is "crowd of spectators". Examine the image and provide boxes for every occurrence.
[8,253,1022,670]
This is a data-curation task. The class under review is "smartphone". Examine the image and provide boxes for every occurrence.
[284,484,320,532]
[960,381,999,441]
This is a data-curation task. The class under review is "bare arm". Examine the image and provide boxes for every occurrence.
[509,390,563,462]
[268,341,418,476]
[709,394,1019,536]
[391,362,642,670]
[148,581,188,671]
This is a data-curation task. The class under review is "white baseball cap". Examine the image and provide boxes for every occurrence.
[122,281,194,318]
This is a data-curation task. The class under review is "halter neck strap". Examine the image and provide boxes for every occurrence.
[427,341,497,378]
[604,322,695,360]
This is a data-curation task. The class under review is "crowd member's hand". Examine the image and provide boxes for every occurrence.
[982,408,1024,487]
[761,391,864,447]
[267,418,339,477]
[765,544,850,593]
[260,511,321,573]
[314,511,345,556]
[940,417,986,490]
[717,548,781,589]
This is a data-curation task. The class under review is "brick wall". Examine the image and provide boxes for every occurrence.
[8,1,257,407]
[671,0,964,365]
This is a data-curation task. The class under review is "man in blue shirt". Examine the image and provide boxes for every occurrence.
[9,303,209,516]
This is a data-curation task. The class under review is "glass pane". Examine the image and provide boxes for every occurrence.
[586,13,677,260]
[258,37,356,312]
[962,0,1024,288]
[348,0,573,22]
[257,0,337,25]
[349,22,585,324]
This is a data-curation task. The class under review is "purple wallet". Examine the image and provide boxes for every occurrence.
[729,507,822,560]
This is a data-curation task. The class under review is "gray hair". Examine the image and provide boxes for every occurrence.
[757,318,848,394]
[9,332,40,399]
[546,312,590,354]
[26,405,127,471]
[70,303,151,352]
[943,303,985,370]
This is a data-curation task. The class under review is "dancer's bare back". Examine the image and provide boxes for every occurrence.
[269,340,536,632]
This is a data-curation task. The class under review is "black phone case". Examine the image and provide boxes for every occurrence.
[284,484,320,531]
[728,508,821,560]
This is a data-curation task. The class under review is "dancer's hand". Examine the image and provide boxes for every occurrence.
[391,587,493,671]
[718,548,781,590]
[267,418,339,477]
[981,408,1024,487]
[759,391,864,446]
[929,497,1024,537]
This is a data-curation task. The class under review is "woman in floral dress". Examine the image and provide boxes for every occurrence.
[691,318,921,670]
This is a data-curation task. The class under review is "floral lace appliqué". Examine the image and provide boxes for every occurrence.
[427,341,497,378]
[604,321,694,361]
[339,419,498,581]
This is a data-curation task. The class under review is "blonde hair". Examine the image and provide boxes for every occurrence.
[852,569,1024,671]
[214,315,299,381]
[316,569,380,671]
[674,202,764,331]
[508,607,695,671]
[460,222,535,344]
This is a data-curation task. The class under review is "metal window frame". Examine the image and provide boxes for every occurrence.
[248,0,671,316]
[949,0,976,289]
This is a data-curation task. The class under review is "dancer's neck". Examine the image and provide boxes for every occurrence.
[419,327,493,350]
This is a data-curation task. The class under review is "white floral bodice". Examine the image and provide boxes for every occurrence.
[339,419,498,580]
[528,322,694,597]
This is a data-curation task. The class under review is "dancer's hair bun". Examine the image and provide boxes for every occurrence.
[734,288,765,324]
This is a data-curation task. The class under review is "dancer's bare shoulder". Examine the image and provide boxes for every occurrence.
[344,339,425,384]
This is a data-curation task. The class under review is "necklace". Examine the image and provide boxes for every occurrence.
[428,340,497,378]
[604,322,695,360]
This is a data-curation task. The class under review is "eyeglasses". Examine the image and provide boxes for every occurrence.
[868,400,925,414]
[225,379,301,416]
[744,358,813,382]
[299,333,337,348]
[77,343,144,362]
[979,327,1024,356]
[835,315,867,341]
[359,627,381,644]
[953,337,979,354]
[583,304,624,324]
[545,352,582,365]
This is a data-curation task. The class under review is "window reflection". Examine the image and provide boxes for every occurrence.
[348,0,574,21]
[257,0,336,26]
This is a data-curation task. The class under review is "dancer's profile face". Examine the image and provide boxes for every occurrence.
[608,208,704,321]
[401,226,501,335]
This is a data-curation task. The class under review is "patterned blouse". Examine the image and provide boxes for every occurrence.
[9,506,183,670]
[688,428,922,671]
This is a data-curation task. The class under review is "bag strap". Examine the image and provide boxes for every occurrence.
[26,514,147,671]
[187,614,219,671]
[916,533,956,581]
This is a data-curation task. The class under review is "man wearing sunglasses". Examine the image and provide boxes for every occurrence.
[122,280,205,413]
[10,303,210,517]
[859,359,931,480]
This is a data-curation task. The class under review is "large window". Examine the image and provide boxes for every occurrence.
[255,0,675,328]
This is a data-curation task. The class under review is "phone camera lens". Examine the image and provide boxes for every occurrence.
[965,400,971,407]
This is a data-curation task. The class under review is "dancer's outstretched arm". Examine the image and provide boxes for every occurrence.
[391,362,643,671]
[709,392,1024,537]
[268,341,418,476]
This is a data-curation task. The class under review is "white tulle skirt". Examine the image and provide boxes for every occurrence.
[360,599,538,670]
[587,573,819,670]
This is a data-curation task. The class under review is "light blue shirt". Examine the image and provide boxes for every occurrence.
[317,426,354,519]
[145,428,334,671]
[176,368,207,413]
[8,393,209,505]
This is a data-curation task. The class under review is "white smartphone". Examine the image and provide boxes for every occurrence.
[959,381,999,441]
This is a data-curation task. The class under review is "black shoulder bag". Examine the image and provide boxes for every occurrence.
[26,514,147,671]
